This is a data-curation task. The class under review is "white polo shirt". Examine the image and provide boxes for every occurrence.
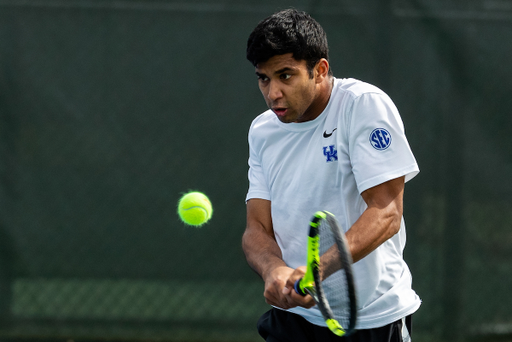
[246,78,421,329]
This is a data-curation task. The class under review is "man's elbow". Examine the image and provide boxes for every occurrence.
[386,208,403,238]
[241,227,253,256]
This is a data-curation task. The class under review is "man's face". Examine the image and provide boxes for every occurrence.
[255,53,319,123]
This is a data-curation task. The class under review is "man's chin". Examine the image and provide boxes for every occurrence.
[274,111,296,123]
[276,115,295,123]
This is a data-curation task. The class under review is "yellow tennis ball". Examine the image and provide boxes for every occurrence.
[177,191,213,226]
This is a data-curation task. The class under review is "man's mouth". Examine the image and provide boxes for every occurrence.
[272,107,288,117]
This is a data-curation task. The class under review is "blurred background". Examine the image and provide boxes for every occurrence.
[0,0,511,341]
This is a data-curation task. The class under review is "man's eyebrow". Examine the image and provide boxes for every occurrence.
[255,67,296,78]
[275,67,294,74]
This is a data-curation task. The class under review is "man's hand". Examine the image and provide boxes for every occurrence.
[282,266,316,309]
[263,266,296,309]
[243,199,315,309]
[264,266,314,309]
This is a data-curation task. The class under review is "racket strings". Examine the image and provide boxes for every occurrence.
[318,218,352,330]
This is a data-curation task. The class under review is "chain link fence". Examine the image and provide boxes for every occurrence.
[0,0,511,341]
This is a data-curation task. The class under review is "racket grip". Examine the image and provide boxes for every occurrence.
[294,278,307,296]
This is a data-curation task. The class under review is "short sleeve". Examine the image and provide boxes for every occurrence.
[348,92,419,194]
[246,127,271,202]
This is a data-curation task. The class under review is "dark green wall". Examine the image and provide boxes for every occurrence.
[0,1,511,341]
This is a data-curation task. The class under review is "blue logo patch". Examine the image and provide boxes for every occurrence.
[369,128,392,150]
[323,145,338,162]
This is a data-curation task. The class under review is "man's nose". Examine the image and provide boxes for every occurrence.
[267,81,283,101]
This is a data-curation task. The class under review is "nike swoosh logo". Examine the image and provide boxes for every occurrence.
[323,128,337,138]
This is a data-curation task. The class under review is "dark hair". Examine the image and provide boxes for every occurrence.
[246,9,331,76]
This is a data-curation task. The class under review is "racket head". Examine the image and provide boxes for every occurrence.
[296,211,358,336]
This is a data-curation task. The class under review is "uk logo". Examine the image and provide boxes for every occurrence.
[323,145,338,162]
[369,128,392,150]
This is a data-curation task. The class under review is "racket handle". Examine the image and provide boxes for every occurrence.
[294,278,307,296]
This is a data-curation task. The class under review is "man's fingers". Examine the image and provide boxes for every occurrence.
[284,266,307,294]
[282,286,291,295]
[265,295,292,309]
[282,282,316,309]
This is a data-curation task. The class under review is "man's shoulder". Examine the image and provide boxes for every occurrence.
[248,109,279,141]
[334,78,387,99]
[249,109,276,131]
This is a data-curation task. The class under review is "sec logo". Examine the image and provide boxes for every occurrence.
[369,128,392,150]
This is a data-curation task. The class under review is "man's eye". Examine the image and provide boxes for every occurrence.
[258,75,269,82]
[280,74,291,80]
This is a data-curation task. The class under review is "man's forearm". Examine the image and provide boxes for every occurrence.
[242,225,287,281]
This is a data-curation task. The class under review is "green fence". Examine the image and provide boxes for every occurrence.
[0,0,511,341]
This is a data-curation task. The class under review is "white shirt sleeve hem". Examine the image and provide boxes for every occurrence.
[357,164,420,194]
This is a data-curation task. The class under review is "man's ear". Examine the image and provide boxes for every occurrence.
[315,58,330,83]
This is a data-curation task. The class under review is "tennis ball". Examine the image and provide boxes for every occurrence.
[177,191,213,226]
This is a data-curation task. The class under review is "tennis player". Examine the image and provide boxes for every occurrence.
[242,9,421,342]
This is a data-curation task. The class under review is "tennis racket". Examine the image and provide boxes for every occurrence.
[294,211,357,337]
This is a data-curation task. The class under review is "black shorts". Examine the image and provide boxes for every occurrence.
[257,308,412,342]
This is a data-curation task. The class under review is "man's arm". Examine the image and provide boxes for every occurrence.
[242,198,314,309]
[242,198,284,280]
[284,176,405,290]
[346,176,404,263]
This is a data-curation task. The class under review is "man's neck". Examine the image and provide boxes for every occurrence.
[308,76,334,121]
